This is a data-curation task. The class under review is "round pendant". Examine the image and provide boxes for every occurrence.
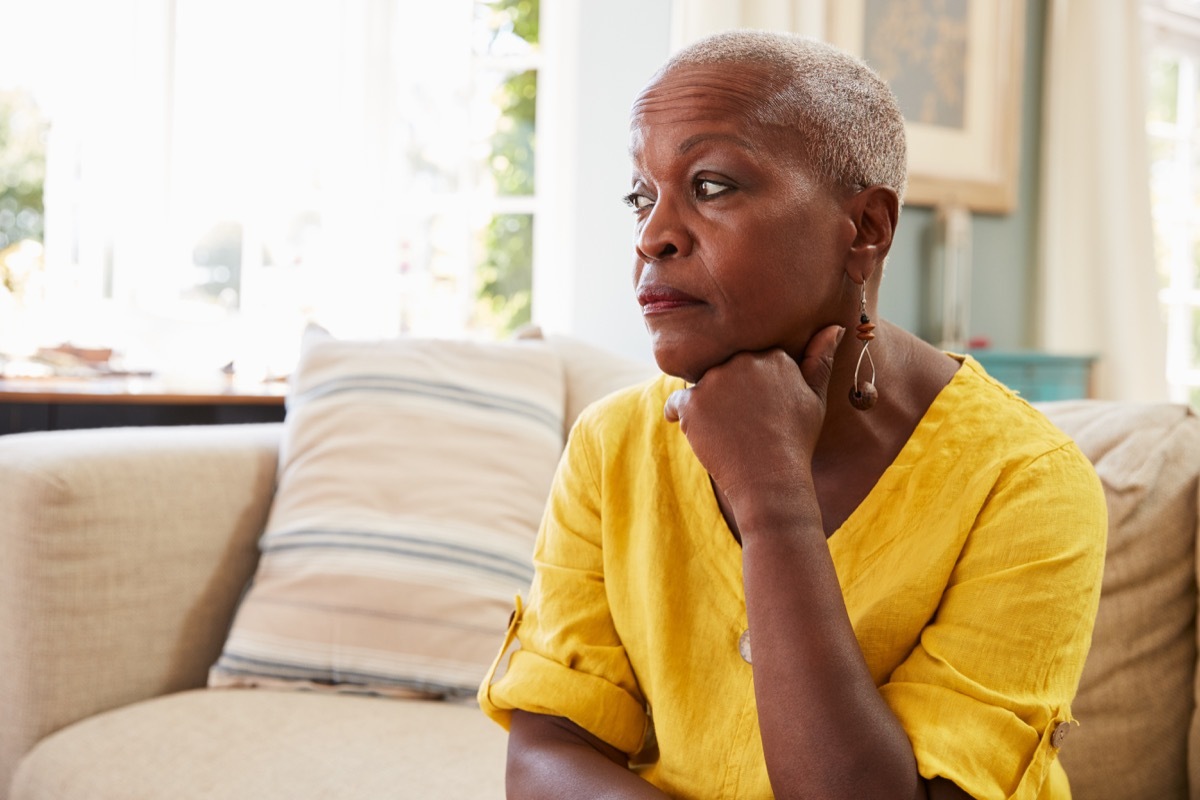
[849,382,878,411]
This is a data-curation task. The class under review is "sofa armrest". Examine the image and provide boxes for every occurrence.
[0,423,281,791]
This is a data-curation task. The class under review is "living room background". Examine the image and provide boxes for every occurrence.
[0,0,1194,403]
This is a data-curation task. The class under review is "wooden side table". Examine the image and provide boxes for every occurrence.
[0,377,287,435]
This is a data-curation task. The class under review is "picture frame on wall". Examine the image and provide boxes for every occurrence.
[826,0,1026,214]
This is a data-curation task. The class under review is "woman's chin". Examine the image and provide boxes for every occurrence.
[651,342,720,385]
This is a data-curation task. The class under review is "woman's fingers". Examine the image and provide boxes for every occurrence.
[796,325,845,405]
[663,388,689,424]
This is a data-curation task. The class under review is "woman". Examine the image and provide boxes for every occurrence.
[479,30,1106,800]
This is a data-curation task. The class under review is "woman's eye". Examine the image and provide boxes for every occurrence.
[695,179,731,198]
[623,192,653,210]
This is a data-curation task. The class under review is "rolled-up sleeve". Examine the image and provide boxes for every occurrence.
[880,443,1108,799]
[478,419,648,755]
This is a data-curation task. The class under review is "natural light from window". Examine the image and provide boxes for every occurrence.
[1145,0,1200,406]
[0,0,539,386]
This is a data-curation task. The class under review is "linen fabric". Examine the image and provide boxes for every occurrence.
[1041,401,1200,799]
[11,689,506,800]
[479,356,1108,799]
[0,423,280,795]
[541,332,663,439]
[210,330,565,697]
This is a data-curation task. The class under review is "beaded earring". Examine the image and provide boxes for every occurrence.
[849,283,878,411]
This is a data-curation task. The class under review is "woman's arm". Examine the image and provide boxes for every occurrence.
[507,710,671,799]
[664,327,928,800]
[482,406,667,797]
[738,484,956,799]
[738,491,924,799]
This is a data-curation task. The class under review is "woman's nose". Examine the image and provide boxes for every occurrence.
[635,199,693,262]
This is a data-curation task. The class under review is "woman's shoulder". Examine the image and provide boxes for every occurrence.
[935,355,1098,484]
[950,355,1076,445]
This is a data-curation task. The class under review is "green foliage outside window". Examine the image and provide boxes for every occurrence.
[0,90,47,300]
[474,0,538,336]
[490,69,536,198]
[476,213,534,334]
[498,0,538,44]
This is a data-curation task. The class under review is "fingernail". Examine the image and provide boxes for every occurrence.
[836,326,847,345]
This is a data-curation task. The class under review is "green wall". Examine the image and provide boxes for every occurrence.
[879,0,1045,350]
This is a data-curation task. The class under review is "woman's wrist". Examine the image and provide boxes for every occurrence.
[724,473,822,540]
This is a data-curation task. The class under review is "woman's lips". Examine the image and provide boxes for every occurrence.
[637,285,703,315]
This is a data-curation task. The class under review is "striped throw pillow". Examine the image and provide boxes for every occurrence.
[209,330,564,698]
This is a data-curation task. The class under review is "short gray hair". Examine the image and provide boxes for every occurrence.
[659,30,908,203]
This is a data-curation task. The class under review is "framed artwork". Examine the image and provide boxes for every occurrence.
[826,0,1026,213]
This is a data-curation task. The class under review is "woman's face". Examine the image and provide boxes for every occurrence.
[628,62,858,383]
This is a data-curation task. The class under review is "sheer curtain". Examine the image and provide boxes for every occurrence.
[1037,0,1168,401]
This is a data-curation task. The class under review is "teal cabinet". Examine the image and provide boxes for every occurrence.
[968,351,1096,401]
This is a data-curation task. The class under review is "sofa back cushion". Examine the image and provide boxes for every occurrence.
[541,333,660,437]
[1037,401,1200,799]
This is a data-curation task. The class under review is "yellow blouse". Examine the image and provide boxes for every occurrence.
[479,356,1107,799]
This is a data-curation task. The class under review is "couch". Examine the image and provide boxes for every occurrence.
[1,337,1198,799]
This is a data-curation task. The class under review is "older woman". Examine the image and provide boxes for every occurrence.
[479,30,1106,800]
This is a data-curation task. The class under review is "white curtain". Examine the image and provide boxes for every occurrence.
[1037,0,1168,401]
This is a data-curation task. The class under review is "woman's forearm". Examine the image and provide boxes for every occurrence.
[506,711,671,800]
[737,490,925,800]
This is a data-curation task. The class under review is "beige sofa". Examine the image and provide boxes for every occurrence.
[1,345,1198,797]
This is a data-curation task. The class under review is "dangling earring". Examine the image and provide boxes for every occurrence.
[849,283,878,411]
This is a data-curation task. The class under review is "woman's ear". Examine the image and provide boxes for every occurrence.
[845,185,900,285]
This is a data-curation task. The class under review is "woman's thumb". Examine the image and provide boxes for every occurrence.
[798,324,846,403]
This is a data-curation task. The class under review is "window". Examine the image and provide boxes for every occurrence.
[0,0,540,381]
[0,89,46,304]
[1144,0,1200,405]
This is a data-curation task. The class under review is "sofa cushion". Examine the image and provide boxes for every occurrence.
[209,329,565,698]
[538,333,659,437]
[1037,400,1200,800]
[10,689,506,800]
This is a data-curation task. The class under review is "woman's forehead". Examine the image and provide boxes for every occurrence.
[629,63,801,160]
[631,62,778,126]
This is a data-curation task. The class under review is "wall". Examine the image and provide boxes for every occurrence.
[531,0,672,365]
[883,0,1046,350]
[535,0,1047,362]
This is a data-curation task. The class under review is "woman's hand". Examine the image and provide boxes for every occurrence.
[662,324,844,510]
